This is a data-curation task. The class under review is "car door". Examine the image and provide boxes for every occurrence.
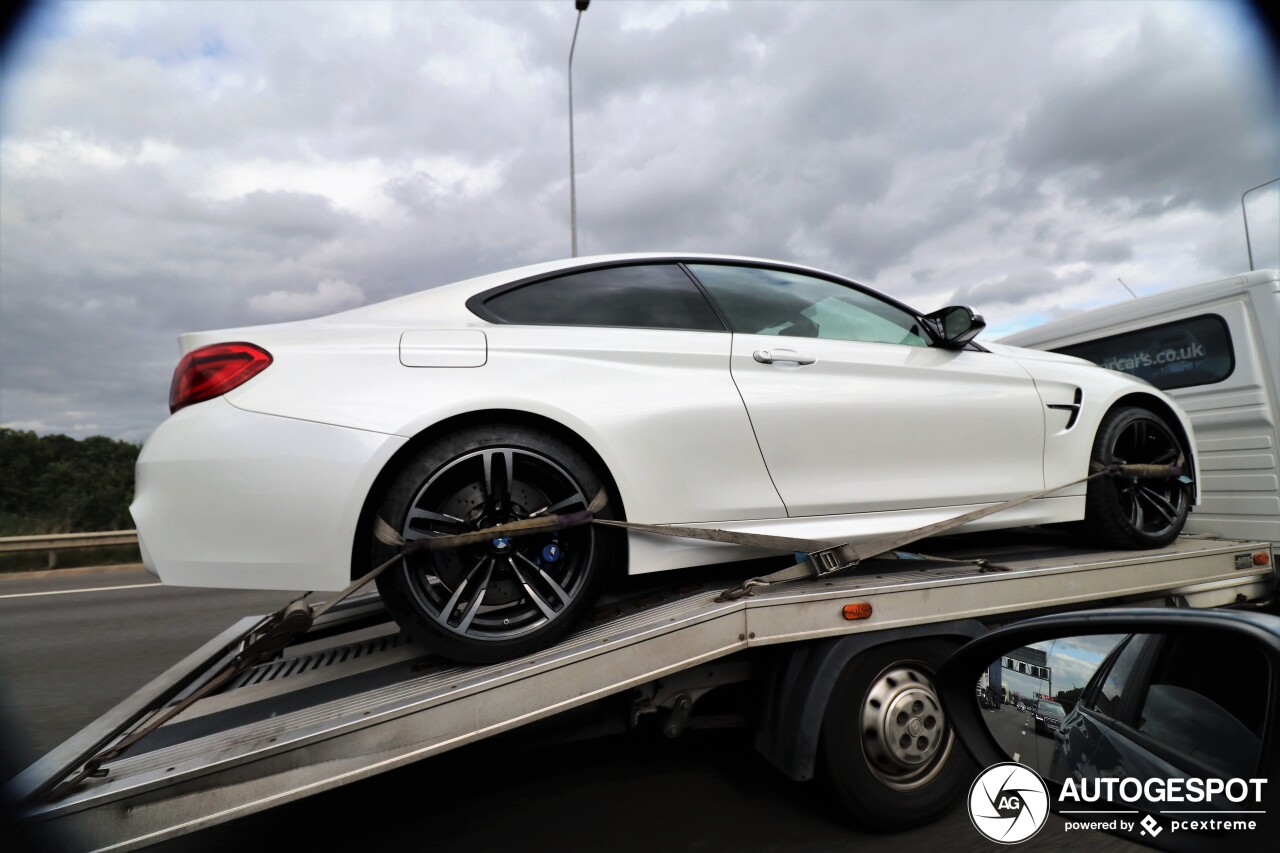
[1055,631,1266,793]
[686,263,1046,517]
[472,262,788,524]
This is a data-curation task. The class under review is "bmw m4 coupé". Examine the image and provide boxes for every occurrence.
[132,255,1197,661]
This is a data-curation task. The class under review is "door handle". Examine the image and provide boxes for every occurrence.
[753,348,815,366]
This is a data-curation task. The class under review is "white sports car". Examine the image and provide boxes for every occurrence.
[132,254,1197,661]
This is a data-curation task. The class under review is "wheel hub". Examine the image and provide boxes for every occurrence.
[860,664,950,790]
[879,685,943,767]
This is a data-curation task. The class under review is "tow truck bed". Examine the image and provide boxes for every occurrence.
[10,534,1276,851]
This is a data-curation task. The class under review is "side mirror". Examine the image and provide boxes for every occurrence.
[924,305,986,348]
[937,608,1280,848]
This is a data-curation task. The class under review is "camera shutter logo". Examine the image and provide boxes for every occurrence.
[969,762,1051,844]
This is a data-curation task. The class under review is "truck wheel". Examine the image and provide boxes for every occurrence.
[1085,406,1191,549]
[820,641,974,831]
[372,424,616,664]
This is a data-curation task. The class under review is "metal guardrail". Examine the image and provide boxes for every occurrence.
[0,530,139,568]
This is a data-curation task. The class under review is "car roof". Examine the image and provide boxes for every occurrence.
[317,252,879,327]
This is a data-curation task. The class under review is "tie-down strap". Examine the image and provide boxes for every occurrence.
[372,459,1186,602]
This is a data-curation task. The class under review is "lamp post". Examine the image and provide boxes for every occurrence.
[1241,177,1279,271]
[568,0,589,257]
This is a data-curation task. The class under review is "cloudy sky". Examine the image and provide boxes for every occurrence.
[999,635,1125,699]
[1,0,1277,442]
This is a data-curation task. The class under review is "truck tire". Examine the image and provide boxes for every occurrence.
[372,424,617,664]
[820,640,975,831]
[1084,406,1191,549]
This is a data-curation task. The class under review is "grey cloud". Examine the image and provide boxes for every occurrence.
[2,1,1277,440]
[8,6,567,170]
[248,279,366,320]
[950,267,1095,309]
[523,1,788,111]
[384,172,448,216]
[0,165,379,438]
[1031,220,1056,243]
[1009,14,1279,215]
[1083,239,1134,264]
[1038,231,1134,265]
[220,191,355,241]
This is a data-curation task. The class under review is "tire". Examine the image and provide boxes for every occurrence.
[1084,406,1191,549]
[372,424,616,664]
[820,640,975,832]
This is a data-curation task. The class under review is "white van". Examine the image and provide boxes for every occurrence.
[1001,269,1280,544]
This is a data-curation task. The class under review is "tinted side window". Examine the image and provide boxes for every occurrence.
[687,264,929,346]
[1134,632,1267,776]
[1054,315,1234,391]
[483,265,724,331]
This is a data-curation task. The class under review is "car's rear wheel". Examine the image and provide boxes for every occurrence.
[373,425,615,664]
[1084,406,1191,549]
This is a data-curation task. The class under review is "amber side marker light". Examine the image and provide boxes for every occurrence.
[842,602,873,620]
[1256,552,1272,567]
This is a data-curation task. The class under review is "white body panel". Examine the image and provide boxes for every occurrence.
[1002,270,1278,543]
[133,399,406,591]
[133,253,1202,590]
[729,333,1046,515]
[220,324,787,524]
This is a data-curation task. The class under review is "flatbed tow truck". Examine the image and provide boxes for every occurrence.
[7,531,1276,851]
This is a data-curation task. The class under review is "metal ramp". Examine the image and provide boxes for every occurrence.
[10,535,1275,851]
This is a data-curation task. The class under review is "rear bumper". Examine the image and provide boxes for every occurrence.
[131,399,406,591]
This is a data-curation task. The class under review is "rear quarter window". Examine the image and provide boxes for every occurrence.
[477,264,725,332]
[1054,315,1234,391]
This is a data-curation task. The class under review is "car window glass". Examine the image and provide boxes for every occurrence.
[483,264,724,331]
[1089,635,1145,718]
[686,264,929,346]
[1135,633,1266,776]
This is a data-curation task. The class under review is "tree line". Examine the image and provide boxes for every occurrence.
[0,428,141,536]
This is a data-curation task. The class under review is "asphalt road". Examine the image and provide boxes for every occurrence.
[985,704,1062,779]
[0,568,1139,853]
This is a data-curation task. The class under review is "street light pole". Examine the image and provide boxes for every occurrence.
[568,0,589,257]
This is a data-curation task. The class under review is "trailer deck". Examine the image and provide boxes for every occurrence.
[10,533,1276,851]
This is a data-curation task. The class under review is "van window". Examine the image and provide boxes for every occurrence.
[1054,315,1234,391]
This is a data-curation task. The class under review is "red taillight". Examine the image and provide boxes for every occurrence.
[169,342,273,413]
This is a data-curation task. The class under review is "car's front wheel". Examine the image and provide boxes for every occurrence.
[372,424,616,664]
[1084,406,1191,549]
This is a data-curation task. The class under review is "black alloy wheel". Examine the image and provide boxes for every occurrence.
[373,425,615,664]
[1085,406,1191,549]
